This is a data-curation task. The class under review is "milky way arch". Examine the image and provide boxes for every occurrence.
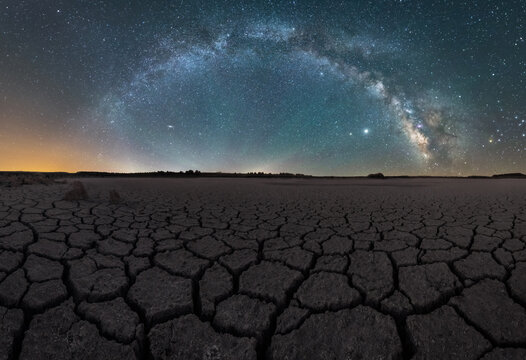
[95,21,468,174]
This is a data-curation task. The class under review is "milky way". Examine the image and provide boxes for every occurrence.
[96,20,467,174]
[1,1,525,175]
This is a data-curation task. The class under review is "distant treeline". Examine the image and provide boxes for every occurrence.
[0,171,524,179]
[69,170,313,178]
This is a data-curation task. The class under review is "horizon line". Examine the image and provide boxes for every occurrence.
[1,170,526,179]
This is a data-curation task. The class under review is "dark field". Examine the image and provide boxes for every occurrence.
[1,178,526,359]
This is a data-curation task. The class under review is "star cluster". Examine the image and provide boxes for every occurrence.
[1,0,525,175]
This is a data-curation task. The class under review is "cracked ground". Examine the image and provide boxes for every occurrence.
[1,178,526,360]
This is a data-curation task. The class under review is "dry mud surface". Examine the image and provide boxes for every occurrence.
[1,177,526,360]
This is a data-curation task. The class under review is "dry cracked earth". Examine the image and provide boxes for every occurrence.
[1,177,526,360]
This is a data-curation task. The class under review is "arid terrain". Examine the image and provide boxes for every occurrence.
[1,177,526,359]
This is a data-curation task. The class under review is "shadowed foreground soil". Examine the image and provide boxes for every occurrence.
[1,177,526,359]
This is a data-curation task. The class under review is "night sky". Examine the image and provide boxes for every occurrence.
[1,0,525,175]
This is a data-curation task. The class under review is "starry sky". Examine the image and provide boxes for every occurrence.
[1,0,525,175]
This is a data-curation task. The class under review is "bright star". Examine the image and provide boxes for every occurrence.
[363,128,369,134]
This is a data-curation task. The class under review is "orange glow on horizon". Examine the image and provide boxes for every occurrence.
[0,126,118,172]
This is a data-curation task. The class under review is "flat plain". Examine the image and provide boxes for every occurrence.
[1,177,526,359]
